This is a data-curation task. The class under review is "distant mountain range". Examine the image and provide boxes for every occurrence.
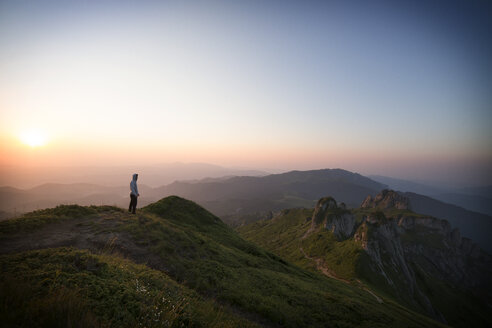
[368,175,448,195]
[431,193,492,217]
[403,192,492,252]
[370,175,492,216]
[1,168,384,216]
[0,183,149,215]
[153,169,386,222]
[2,168,491,251]
[0,162,268,188]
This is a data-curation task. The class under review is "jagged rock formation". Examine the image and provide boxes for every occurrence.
[317,190,492,324]
[238,189,492,326]
[309,197,356,240]
[361,189,409,210]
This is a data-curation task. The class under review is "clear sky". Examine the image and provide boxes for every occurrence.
[1,0,491,186]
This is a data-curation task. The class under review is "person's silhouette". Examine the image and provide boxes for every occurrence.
[129,173,139,214]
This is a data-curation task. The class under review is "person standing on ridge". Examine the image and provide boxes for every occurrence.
[129,173,139,214]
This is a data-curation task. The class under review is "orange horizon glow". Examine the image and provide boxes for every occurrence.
[1,131,490,185]
[1,1,491,186]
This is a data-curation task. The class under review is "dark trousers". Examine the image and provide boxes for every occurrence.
[129,194,138,214]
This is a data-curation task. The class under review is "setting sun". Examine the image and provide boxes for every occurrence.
[20,130,48,148]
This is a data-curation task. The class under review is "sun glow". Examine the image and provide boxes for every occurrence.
[20,130,48,148]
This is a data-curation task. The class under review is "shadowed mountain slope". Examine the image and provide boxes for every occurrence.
[403,192,492,252]
[152,169,386,224]
[431,193,492,217]
[369,175,492,217]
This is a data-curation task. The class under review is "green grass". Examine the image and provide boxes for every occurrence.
[0,205,98,236]
[237,207,363,280]
[238,204,492,327]
[0,248,256,328]
[237,208,315,270]
[0,204,126,237]
[302,228,362,279]
[0,197,445,327]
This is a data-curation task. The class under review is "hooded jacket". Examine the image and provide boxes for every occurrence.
[130,174,139,196]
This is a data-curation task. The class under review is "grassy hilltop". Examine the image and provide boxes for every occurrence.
[0,197,444,327]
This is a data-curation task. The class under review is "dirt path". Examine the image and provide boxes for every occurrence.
[299,246,349,282]
[363,287,383,303]
[356,279,384,304]
[299,246,383,303]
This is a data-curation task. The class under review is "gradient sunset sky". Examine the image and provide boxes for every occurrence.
[1,0,491,186]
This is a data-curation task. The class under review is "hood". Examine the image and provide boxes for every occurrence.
[132,173,138,181]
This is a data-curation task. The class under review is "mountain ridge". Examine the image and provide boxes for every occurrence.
[2,169,491,252]
[153,169,386,223]
[238,190,492,327]
[369,175,492,216]
[0,196,445,327]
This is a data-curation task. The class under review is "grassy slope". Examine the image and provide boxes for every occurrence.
[0,198,443,327]
[0,248,255,328]
[238,207,492,327]
[237,208,362,280]
[0,204,101,235]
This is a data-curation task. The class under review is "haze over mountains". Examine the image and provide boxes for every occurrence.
[1,168,385,217]
[0,162,268,189]
[370,175,492,216]
[154,169,385,221]
[2,166,491,252]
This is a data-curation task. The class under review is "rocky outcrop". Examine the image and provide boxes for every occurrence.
[314,190,492,324]
[309,197,355,240]
[397,215,451,234]
[312,197,338,225]
[361,189,409,210]
[326,213,356,240]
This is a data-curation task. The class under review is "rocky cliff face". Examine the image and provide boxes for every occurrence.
[316,190,492,324]
[361,189,409,210]
[310,197,356,240]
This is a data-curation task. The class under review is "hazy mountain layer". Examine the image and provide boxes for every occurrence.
[369,175,448,196]
[404,192,492,252]
[153,169,386,223]
[2,169,491,254]
[430,193,492,217]
[0,163,268,189]
[1,169,385,221]
[370,175,492,216]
